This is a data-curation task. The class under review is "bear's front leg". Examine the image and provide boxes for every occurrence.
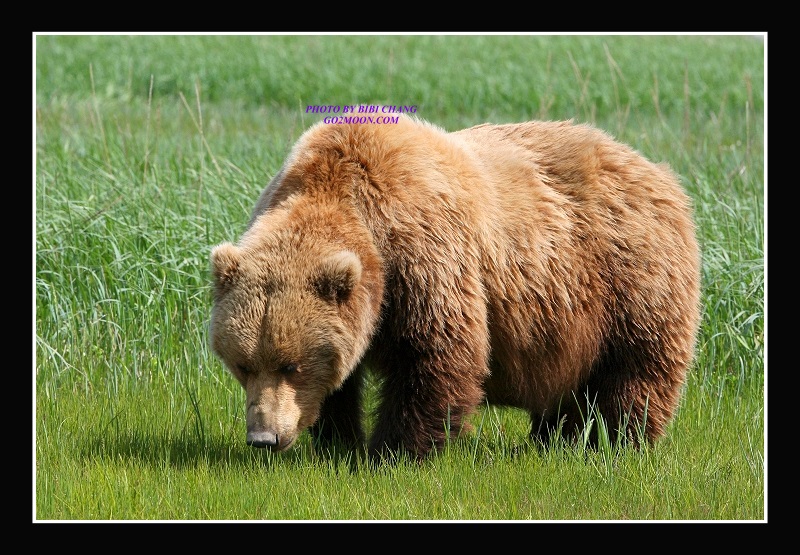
[310,364,366,454]
[367,335,489,462]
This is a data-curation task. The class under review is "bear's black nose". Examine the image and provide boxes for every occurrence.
[246,431,278,449]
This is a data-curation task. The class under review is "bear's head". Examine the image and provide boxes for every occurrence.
[209,226,378,452]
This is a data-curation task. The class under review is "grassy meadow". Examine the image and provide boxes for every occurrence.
[34,34,765,521]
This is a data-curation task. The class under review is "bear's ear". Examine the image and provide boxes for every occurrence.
[313,250,362,304]
[211,242,241,295]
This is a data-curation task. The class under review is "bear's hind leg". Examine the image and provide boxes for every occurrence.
[560,350,685,449]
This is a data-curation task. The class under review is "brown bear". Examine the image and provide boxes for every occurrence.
[209,114,701,462]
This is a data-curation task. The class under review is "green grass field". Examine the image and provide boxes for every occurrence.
[34,33,765,521]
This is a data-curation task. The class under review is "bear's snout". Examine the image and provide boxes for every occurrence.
[246,430,279,449]
[246,427,297,452]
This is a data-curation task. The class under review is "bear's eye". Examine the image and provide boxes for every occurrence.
[278,363,298,375]
[236,365,250,375]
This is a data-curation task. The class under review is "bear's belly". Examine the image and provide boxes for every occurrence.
[483,365,556,414]
[483,352,592,416]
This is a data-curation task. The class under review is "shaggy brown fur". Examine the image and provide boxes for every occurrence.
[210,115,701,461]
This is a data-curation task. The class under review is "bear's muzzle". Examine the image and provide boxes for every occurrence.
[246,430,279,449]
[246,429,297,452]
